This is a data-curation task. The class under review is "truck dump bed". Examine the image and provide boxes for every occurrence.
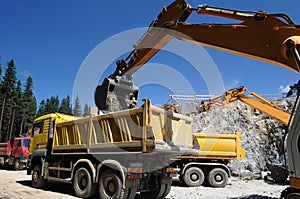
[52,99,195,155]
[181,131,246,160]
[195,131,245,159]
[0,142,10,156]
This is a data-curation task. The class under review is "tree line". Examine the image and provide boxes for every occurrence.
[36,95,90,118]
[0,58,90,142]
[0,59,36,142]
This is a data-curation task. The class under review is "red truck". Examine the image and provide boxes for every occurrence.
[0,137,30,170]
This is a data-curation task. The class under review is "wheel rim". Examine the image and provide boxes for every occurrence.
[32,171,39,183]
[190,173,199,182]
[103,176,117,196]
[15,160,20,169]
[78,170,88,191]
[214,173,224,183]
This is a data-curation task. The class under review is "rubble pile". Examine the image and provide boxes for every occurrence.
[179,97,296,177]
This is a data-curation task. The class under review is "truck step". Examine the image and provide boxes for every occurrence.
[47,176,72,184]
[48,167,72,172]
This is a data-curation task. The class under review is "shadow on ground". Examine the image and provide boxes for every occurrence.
[16,179,282,199]
[16,180,78,198]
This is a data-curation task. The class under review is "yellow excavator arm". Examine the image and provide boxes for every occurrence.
[201,86,292,126]
[124,1,300,76]
[95,0,300,111]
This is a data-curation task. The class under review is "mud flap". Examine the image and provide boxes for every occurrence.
[94,77,139,112]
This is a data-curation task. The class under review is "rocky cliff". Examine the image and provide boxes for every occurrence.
[179,97,297,176]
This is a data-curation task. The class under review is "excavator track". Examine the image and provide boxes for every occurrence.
[280,187,300,199]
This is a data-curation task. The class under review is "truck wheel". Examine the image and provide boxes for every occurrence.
[99,169,124,199]
[73,167,97,198]
[124,186,137,199]
[32,164,47,188]
[183,167,205,187]
[270,165,289,183]
[140,183,164,199]
[207,168,228,188]
[14,159,22,171]
[140,179,171,199]
[159,182,171,199]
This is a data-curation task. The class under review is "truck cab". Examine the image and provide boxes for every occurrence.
[28,113,77,155]
[0,137,30,170]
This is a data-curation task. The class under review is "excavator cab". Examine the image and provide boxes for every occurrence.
[94,60,139,112]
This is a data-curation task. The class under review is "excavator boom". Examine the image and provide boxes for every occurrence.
[95,1,300,111]
[201,86,293,126]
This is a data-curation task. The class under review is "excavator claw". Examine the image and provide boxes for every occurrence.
[94,77,139,112]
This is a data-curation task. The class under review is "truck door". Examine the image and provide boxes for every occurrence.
[30,119,50,153]
[11,139,21,157]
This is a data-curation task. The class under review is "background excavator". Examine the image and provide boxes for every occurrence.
[94,0,300,198]
[199,86,293,126]
[186,85,299,183]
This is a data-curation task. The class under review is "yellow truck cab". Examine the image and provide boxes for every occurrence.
[29,113,78,154]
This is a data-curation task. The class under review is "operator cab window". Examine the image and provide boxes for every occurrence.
[32,122,43,137]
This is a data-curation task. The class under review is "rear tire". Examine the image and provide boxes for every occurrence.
[183,167,205,187]
[207,168,228,188]
[124,186,137,199]
[32,164,47,188]
[280,187,300,199]
[99,169,124,199]
[73,167,96,198]
[270,165,288,183]
[159,182,171,199]
[140,176,171,199]
[14,159,22,171]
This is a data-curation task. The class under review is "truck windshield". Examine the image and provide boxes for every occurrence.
[22,139,30,148]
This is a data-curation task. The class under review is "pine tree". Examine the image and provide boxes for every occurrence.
[83,103,90,117]
[22,76,37,134]
[0,57,1,73]
[13,80,23,137]
[36,100,46,117]
[44,95,60,114]
[0,59,17,141]
[73,95,82,117]
[59,95,72,115]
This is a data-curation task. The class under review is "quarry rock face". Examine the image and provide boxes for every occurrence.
[179,97,296,177]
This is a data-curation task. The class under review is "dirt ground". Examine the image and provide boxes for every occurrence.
[0,169,289,199]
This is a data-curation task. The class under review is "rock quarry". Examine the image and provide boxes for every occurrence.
[178,96,297,177]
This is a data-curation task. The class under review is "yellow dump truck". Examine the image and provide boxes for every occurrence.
[26,99,196,199]
[171,131,246,188]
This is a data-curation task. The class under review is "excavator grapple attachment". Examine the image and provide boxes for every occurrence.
[94,77,139,112]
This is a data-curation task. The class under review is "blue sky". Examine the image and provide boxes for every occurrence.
[0,0,299,107]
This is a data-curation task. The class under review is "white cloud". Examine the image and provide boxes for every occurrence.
[278,85,290,93]
[20,71,32,77]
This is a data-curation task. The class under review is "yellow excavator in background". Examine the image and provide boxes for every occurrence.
[200,86,292,126]
[94,0,300,198]
[195,85,298,184]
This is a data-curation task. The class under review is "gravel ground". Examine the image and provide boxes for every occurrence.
[0,169,289,199]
